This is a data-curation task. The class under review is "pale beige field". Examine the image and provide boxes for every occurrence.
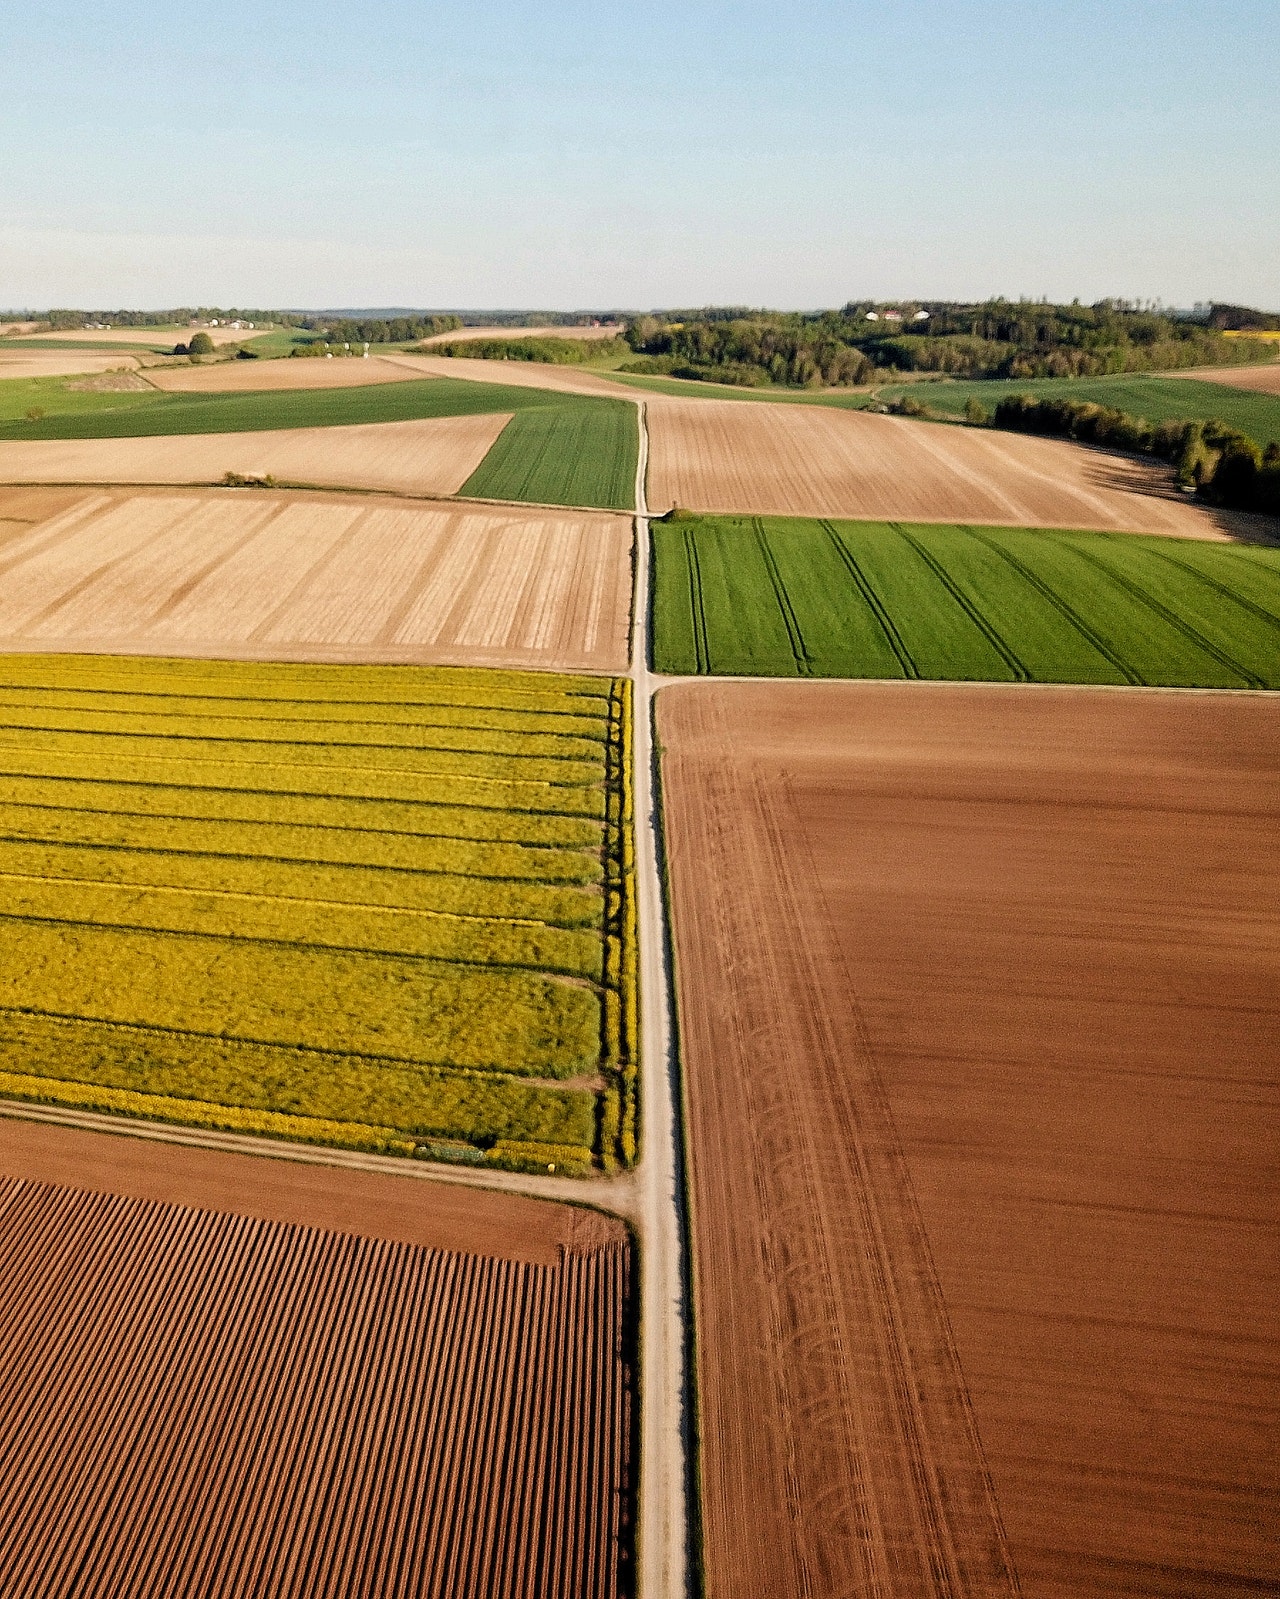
[420,324,623,344]
[0,487,632,670]
[645,399,1251,537]
[1182,362,1280,394]
[0,413,511,496]
[0,352,143,381]
[145,356,424,392]
[21,325,264,348]
[385,351,635,399]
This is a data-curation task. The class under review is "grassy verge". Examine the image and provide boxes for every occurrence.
[0,654,636,1171]
[652,514,1280,687]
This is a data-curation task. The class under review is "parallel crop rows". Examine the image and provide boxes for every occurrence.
[652,514,1280,686]
[0,654,638,1172]
[0,1177,635,1599]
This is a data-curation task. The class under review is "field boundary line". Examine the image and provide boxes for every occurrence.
[0,1095,642,1216]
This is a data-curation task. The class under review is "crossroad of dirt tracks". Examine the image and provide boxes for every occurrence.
[657,680,1280,1599]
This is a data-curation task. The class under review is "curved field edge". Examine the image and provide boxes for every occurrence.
[0,376,639,511]
[651,514,1280,687]
[0,654,638,1175]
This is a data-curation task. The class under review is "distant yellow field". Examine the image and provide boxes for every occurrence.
[1222,329,1280,342]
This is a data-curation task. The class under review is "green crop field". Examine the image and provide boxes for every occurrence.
[652,514,1280,687]
[0,655,637,1174]
[878,373,1280,445]
[0,372,639,510]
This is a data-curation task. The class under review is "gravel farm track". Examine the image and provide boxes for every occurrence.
[656,678,1280,1599]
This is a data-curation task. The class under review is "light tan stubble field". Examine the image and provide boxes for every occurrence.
[0,487,632,671]
[0,413,511,497]
[1182,362,1280,393]
[644,398,1247,536]
[659,680,1280,1599]
[144,356,426,392]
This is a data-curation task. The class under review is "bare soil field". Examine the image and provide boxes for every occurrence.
[0,1120,633,1598]
[1182,362,1280,394]
[658,680,1280,1599]
[421,325,623,344]
[646,399,1242,536]
[21,325,258,348]
[0,352,143,381]
[147,355,426,392]
[0,487,632,670]
[387,351,637,400]
[0,412,511,496]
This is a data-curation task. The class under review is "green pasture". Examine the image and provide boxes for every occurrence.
[0,372,639,510]
[878,372,1280,445]
[0,655,637,1171]
[652,514,1280,688]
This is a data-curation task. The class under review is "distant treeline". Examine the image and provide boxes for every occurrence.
[989,393,1280,516]
[622,300,1280,389]
[42,308,298,330]
[430,336,626,365]
[301,314,462,344]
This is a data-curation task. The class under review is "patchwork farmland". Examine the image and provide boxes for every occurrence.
[0,1120,635,1599]
[0,374,639,509]
[657,679,1280,1599]
[0,654,637,1174]
[0,489,633,673]
[652,513,1280,685]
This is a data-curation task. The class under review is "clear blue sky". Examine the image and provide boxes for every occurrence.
[1,0,1276,311]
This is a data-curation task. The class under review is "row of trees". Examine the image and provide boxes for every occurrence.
[431,335,626,365]
[305,314,461,344]
[990,394,1280,515]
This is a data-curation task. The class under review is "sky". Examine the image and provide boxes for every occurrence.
[1,0,1277,311]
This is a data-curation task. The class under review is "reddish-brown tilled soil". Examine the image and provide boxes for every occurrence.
[0,1117,634,1598]
[658,681,1280,1599]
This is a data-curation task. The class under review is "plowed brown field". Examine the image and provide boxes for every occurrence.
[646,399,1237,535]
[0,1118,634,1599]
[0,413,510,496]
[146,356,425,392]
[0,487,632,670]
[659,681,1280,1599]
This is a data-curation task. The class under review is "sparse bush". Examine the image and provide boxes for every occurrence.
[964,397,991,425]
[23,406,45,422]
[187,331,215,356]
